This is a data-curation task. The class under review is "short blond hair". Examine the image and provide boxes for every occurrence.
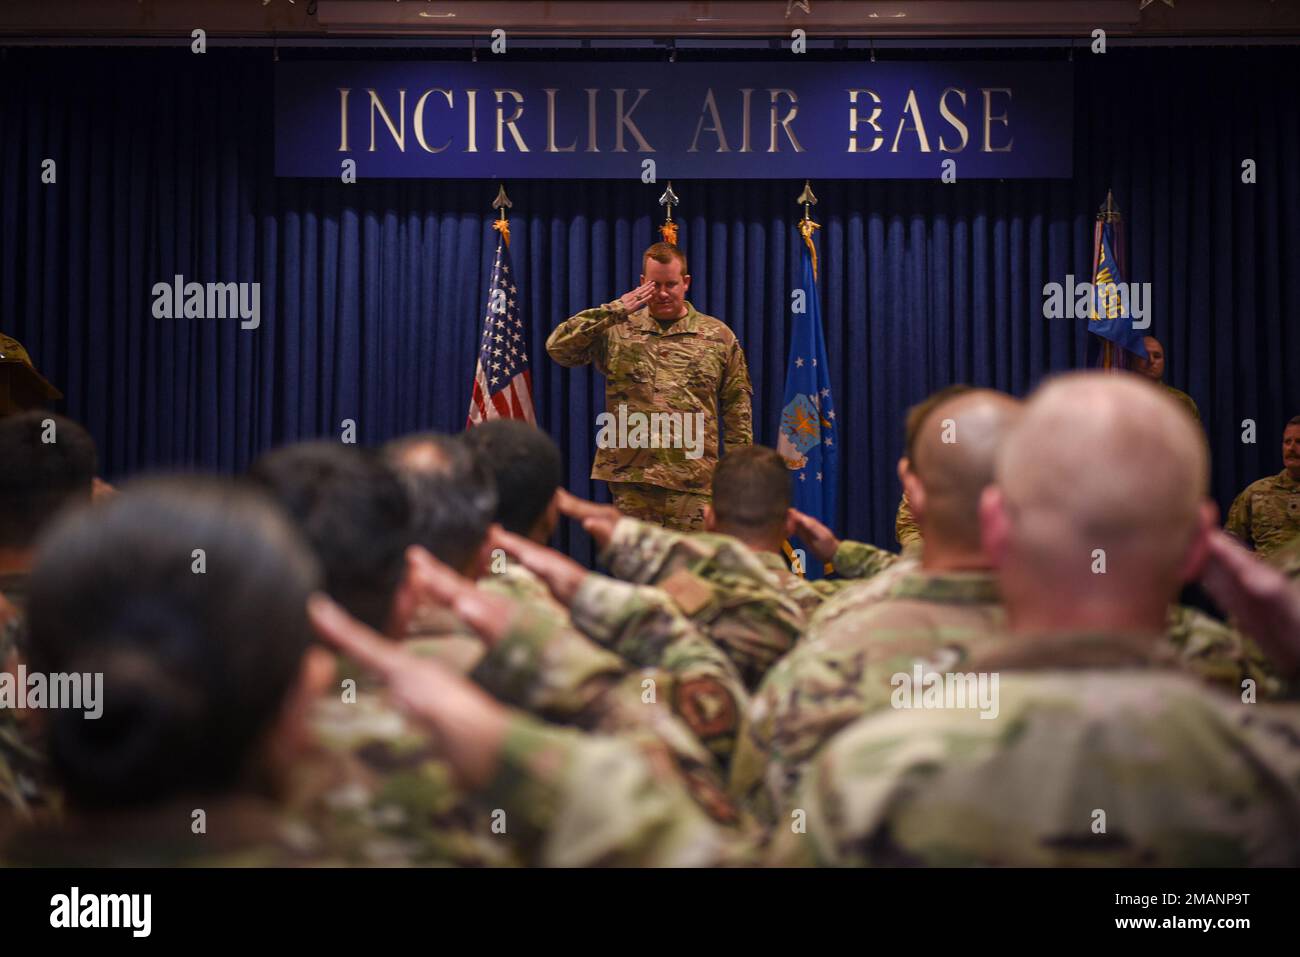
[643,242,687,275]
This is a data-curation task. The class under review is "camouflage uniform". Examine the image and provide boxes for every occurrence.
[1269,533,1300,581]
[546,298,753,531]
[738,569,1283,822]
[752,549,834,616]
[0,713,57,829]
[1162,383,1201,422]
[410,571,747,811]
[831,538,903,580]
[803,554,921,638]
[308,691,521,866]
[249,580,756,867]
[1165,603,1284,699]
[597,517,806,689]
[2,794,358,867]
[0,581,57,830]
[734,570,1004,819]
[0,573,28,665]
[608,482,710,533]
[768,633,1300,867]
[478,715,757,866]
[895,494,923,551]
[1226,470,1300,558]
[479,557,569,617]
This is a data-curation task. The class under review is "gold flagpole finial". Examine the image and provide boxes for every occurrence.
[796,181,821,280]
[797,180,818,223]
[492,183,513,247]
[1098,188,1121,223]
[658,181,680,245]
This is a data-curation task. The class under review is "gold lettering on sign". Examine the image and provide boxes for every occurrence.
[739,88,754,152]
[495,90,529,152]
[368,89,406,152]
[413,89,453,153]
[938,88,969,153]
[847,89,883,153]
[767,89,803,152]
[688,89,730,153]
[613,89,654,152]
[545,89,578,152]
[338,88,351,152]
[585,88,600,152]
[465,89,478,152]
[981,88,1014,153]
[890,89,932,153]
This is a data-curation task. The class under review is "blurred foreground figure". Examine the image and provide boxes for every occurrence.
[771,373,1300,866]
[0,412,97,827]
[3,479,349,865]
[735,390,1022,819]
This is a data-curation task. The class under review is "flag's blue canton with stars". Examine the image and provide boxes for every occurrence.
[777,237,838,578]
[467,232,535,425]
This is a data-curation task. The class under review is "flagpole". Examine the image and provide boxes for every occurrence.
[1095,189,1121,372]
[492,183,512,248]
[658,181,679,245]
[797,180,820,282]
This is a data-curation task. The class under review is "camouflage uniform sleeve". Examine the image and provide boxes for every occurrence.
[478,714,751,866]
[831,539,900,580]
[728,635,902,825]
[1225,485,1254,547]
[1268,535,1300,581]
[720,339,754,450]
[1,718,58,829]
[470,603,629,718]
[599,518,805,688]
[1163,604,1286,699]
[895,494,923,550]
[544,301,626,369]
[570,572,749,758]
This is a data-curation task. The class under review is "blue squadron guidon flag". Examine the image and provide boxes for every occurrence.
[467,222,536,426]
[777,215,838,579]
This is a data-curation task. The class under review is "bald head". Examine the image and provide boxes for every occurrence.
[988,372,1211,622]
[904,390,1022,554]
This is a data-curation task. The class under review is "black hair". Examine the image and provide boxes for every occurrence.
[382,432,498,572]
[25,477,320,809]
[461,421,561,538]
[249,441,411,632]
[0,411,97,549]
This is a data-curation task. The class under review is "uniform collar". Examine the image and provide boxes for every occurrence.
[964,630,1176,673]
[888,569,1000,605]
[1271,469,1300,490]
[627,301,700,337]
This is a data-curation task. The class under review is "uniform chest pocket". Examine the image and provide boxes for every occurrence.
[606,338,653,383]
[659,341,723,389]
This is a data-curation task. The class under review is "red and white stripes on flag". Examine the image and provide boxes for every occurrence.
[467,230,536,426]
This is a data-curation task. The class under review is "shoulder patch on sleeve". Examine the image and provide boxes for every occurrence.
[657,568,716,617]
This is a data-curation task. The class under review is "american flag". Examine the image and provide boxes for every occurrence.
[467,229,535,426]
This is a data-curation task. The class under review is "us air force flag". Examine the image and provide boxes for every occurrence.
[777,223,838,578]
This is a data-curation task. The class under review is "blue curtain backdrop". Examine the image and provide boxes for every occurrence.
[2,47,1297,565]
